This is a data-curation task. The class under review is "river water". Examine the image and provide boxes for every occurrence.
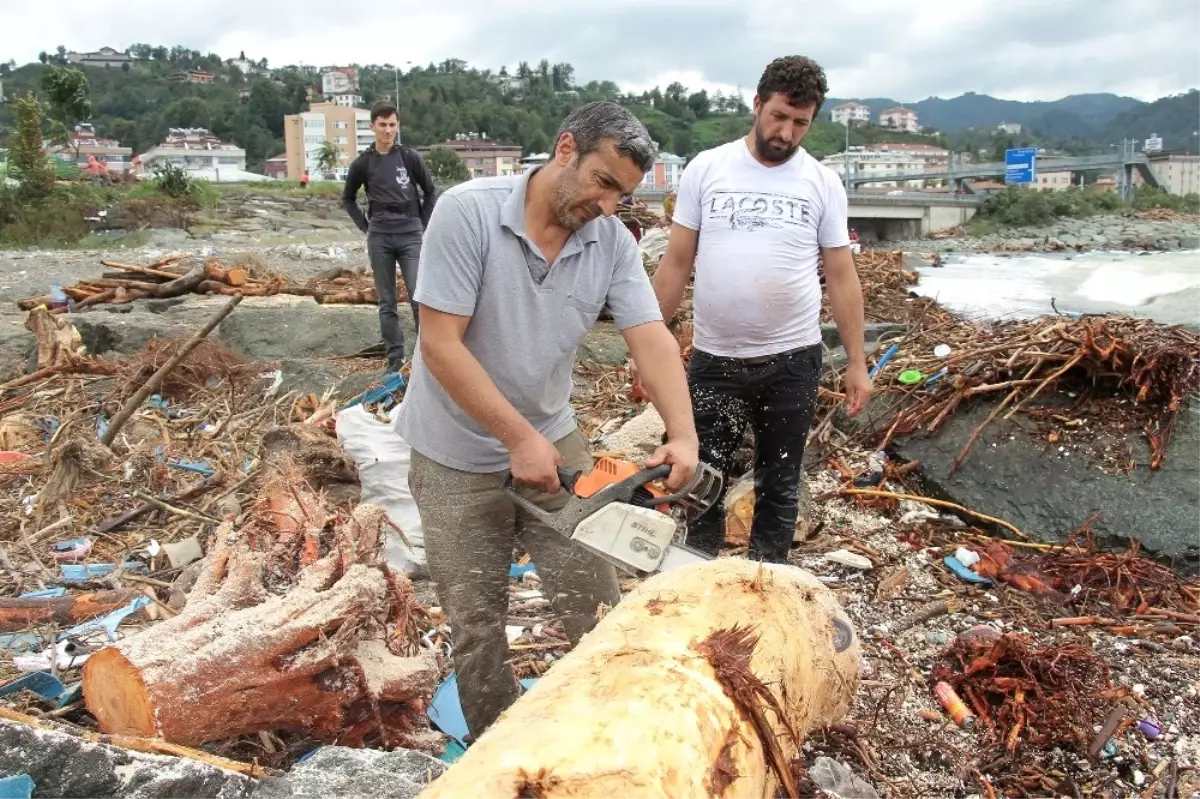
[911,249,1200,328]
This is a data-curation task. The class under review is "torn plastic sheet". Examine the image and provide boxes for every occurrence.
[59,560,148,581]
[0,671,65,701]
[0,774,35,799]
[943,555,993,585]
[60,595,152,642]
[427,671,539,749]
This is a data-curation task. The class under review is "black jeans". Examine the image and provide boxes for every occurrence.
[686,344,822,563]
[367,231,422,370]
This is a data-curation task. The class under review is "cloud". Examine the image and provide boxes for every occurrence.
[1,0,1196,102]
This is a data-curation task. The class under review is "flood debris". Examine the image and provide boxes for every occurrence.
[13,252,390,311]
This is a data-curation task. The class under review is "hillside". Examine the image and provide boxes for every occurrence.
[0,48,957,172]
[1102,90,1200,149]
[825,91,1142,138]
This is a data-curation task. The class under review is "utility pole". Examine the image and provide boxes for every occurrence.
[394,65,399,104]
[843,121,851,193]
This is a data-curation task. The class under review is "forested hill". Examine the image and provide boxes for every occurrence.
[0,47,940,171]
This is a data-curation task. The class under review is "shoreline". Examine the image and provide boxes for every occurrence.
[881,213,1199,255]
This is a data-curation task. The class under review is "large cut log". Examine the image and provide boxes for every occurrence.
[418,559,861,799]
[81,489,440,751]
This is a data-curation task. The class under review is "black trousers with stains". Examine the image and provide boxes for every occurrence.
[685,345,822,563]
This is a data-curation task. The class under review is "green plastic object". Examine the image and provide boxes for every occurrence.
[898,369,923,385]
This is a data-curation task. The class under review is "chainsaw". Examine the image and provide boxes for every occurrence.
[500,457,724,577]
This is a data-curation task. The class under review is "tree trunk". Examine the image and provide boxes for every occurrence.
[418,559,862,799]
[81,459,439,752]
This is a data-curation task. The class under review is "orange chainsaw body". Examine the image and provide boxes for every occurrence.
[574,457,670,514]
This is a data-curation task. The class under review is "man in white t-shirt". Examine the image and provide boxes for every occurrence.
[648,55,871,563]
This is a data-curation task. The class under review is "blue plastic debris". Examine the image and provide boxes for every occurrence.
[440,740,467,764]
[344,371,407,410]
[96,416,110,439]
[509,561,537,579]
[942,555,993,585]
[17,587,67,599]
[0,633,42,652]
[59,560,148,582]
[0,774,35,799]
[0,671,66,701]
[428,672,539,749]
[147,394,170,409]
[61,595,151,642]
[869,343,900,380]
[167,458,216,477]
[57,681,83,708]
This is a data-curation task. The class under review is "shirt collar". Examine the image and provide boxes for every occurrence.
[500,167,601,245]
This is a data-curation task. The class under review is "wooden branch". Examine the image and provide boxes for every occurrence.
[834,488,1030,539]
[0,590,143,632]
[101,259,188,281]
[98,473,225,533]
[100,296,241,447]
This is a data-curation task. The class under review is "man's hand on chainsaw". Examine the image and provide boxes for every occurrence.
[646,435,700,492]
[509,432,564,494]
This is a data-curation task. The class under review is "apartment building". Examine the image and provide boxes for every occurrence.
[140,128,246,172]
[421,133,522,178]
[1035,170,1076,190]
[283,103,373,181]
[639,153,688,190]
[821,146,927,188]
[879,107,920,134]
[998,122,1023,135]
[1134,149,1200,196]
[66,47,132,69]
[865,142,950,169]
[831,102,871,126]
[47,123,132,172]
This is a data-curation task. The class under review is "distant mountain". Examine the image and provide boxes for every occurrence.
[825,91,1176,141]
[1101,90,1200,150]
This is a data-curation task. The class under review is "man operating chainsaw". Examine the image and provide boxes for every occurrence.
[396,101,700,741]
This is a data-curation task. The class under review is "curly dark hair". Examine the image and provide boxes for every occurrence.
[756,56,829,116]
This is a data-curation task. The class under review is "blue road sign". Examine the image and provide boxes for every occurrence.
[1005,147,1038,184]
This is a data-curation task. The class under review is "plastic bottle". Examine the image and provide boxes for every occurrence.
[49,282,69,311]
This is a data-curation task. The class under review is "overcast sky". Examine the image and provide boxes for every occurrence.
[2,0,1197,103]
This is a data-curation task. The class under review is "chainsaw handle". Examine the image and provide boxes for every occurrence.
[499,469,580,528]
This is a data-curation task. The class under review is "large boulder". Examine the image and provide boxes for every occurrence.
[253,746,445,799]
[889,393,1200,566]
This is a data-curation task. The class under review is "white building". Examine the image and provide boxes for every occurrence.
[322,68,358,94]
[879,106,920,134]
[66,47,132,69]
[865,142,950,169]
[998,122,1023,135]
[821,146,927,188]
[831,102,871,126]
[1135,150,1200,196]
[140,128,246,174]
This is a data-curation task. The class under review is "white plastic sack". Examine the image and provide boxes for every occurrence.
[335,404,426,578]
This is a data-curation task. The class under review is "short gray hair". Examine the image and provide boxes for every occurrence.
[556,101,657,172]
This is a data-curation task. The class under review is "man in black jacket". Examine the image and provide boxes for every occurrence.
[342,100,438,372]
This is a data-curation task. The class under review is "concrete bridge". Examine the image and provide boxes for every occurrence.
[845,152,1161,196]
[633,189,979,240]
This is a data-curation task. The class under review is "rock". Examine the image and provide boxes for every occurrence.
[1060,235,1080,247]
[141,228,192,249]
[0,316,34,380]
[216,300,391,359]
[576,321,630,366]
[253,746,445,799]
[824,549,874,570]
[1180,235,1200,250]
[0,718,254,799]
[889,393,1200,565]
[1092,234,1108,245]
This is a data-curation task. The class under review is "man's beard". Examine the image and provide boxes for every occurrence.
[754,122,800,164]
[552,168,600,231]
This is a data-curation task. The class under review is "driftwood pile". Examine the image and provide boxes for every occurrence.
[15,254,383,312]
[813,250,1200,473]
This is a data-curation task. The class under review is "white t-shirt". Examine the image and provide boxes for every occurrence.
[673,139,851,359]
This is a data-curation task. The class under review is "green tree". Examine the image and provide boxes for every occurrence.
[424,146,470,183]
[315,139,343,179]
[8,92,56,205]
[40,66,93,161]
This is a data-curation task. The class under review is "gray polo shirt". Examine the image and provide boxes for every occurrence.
[395,169,663,472]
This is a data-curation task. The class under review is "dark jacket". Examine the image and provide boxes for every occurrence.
[342,144,437,236]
